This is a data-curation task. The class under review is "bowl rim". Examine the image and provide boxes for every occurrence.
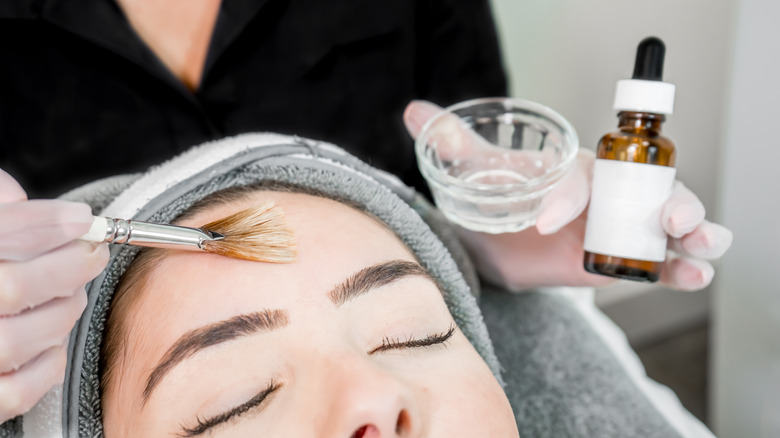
[415,97,580,192]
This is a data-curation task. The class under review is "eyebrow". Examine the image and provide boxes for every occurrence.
[329,260,439,306]
[141,310,288,405]
[140,260,437,405]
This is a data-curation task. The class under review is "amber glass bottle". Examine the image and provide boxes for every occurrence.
[583,111,676,281]
[582,37,677,282]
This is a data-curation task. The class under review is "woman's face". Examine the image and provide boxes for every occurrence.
[102,192,518,437]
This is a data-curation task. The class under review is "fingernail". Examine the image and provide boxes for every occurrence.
[695,263,714,287]
[707,226,734,258]
[665,202,706,238]
[90,243,110,265]
[536,219,563,235]
[536,200,576,235]
[686,226,733,259]
[666,213,700,239]
[404,100,441,139]
[683,232,711,256]
[677,260,715,291]
[52,201,94,225]
[54,203,95,238]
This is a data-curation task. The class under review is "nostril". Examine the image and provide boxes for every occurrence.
[352,425,368,438]
[352,425,382,437]
[396,409,412,435]
[350,409,412,437]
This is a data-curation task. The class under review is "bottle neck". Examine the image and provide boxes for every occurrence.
[617,111,665,132]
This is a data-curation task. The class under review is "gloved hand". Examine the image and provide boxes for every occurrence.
[0,169,108,422]
[404,100,733,291]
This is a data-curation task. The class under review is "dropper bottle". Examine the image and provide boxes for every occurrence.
[583,37,677,282]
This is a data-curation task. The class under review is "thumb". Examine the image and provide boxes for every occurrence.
[403,100,444,140]
[535,149,594,235]
[405,100,487,163]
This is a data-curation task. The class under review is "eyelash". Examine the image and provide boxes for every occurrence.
[179,380,280,437]
[369,323,456,355]
[178,325,455,435]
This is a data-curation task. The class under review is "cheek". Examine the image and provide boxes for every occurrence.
[416,337,518,436]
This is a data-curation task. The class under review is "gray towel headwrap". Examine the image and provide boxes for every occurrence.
[21,134,500,437]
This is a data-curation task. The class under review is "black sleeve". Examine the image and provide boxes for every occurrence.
[414,0,509,105]
[0,0,42,18]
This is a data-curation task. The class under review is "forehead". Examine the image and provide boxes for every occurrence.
[175,190,412,266]
[176,190,397,241]
[133,191,418,324]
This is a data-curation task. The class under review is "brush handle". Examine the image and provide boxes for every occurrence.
[79,216,216,250]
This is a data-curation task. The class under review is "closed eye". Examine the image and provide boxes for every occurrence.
[368,323,456,355]
[179,380,280,437]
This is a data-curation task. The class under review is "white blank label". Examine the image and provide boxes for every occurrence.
[584,159,676,262]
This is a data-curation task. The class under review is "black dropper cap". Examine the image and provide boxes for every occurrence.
[632,37,666,81]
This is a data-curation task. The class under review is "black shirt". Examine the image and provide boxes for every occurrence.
[0,0,507,198]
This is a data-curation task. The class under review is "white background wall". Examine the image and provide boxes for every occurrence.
[488,0,778,435]
[714,0,780,436]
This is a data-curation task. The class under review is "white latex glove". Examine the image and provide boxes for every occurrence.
[404,100,733,291]
[0,169,109,422]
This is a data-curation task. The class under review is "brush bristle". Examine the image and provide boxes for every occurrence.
[199,202,297,263]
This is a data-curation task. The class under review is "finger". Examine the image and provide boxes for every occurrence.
[406,100,474,162]
[667,220,733,260]
[405,99,498,161]
[0,344,66,422]
[0,291,87,373]
[659,253,715,291]
[536,149,595,235]
[0,169,27,203]
[403,100,444,140]
[0,200,94,261]
[661,181,706,238]
[0,241,108,315]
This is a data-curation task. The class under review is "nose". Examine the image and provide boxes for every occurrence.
[341,391,415,438]
[316,355,420,437]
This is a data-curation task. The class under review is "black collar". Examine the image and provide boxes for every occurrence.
[35,0,271,99]
[4,0,400,92]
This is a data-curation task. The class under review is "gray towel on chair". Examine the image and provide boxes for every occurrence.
[481,286,684,437]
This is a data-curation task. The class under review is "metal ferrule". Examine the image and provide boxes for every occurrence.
[103,217,222,251]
